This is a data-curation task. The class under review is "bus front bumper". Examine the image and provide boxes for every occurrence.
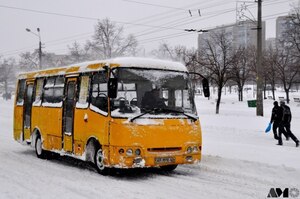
[107,146,202,168]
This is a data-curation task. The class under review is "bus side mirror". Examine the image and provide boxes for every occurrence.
[202,78,210,98]
[108,78,118,98]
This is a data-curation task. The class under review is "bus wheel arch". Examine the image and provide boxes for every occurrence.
[85,137,110,175]
[94,146,110,175]
[31,128,40,148]
[85,137,100,163]
[32,129,47,159]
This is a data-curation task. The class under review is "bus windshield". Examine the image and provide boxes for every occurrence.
[110,68,197,119]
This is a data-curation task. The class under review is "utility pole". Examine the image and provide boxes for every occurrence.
[26,28,42,69]
[256,0,263,116]
[38,31,42,69]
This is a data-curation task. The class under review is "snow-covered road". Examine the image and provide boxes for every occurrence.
[1,95,300,199]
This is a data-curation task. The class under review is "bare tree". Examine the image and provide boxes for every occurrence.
[0,57,15,100]
[67,41,85,63]
[19,51,67,71]
[284,6,300,58]
[274,46,299,103]
[264,45,279,100]
[152,43,199,67]
[229,46,254,101]
[151,42,175,60]
[19,51,39,71]
[67,41,93,64]
[90,18,138,59]
[198,30,236,114]
[152,43,204,94]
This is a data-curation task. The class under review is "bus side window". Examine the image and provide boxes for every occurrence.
[43,76,64,106]
[91,72,108,113]
[16,79,26,105]
[76,75,90,109]
[54,77,64,103]
[33,78,44,106]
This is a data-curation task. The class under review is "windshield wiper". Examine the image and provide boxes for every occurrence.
[159,108,198,122]
[129,108,198,122]
[129,108,159,122]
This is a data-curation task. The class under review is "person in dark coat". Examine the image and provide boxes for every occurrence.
[270,101,288,140]
[278,101,299,147]
[141,89,166,110]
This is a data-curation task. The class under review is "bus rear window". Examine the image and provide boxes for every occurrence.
[16,79,26,105]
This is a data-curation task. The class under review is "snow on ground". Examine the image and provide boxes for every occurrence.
[0,90,300,199]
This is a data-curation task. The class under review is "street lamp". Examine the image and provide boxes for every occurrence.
[26,28,42,69]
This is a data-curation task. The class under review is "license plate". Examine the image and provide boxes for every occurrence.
[155,157,175,164]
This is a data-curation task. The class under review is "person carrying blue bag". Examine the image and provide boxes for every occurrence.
[269,101,289,140]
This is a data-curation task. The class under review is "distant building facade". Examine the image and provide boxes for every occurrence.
[198,20,266,50]
[276,16,290,41]
[275,15,296,49]
[266,38,276,49]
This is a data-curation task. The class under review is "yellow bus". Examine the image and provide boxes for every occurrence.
[13,57,209,174]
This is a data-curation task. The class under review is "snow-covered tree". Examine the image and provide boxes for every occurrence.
[19,51,66,71]
[19,51,39,71]
[273,46,299,103]
[0,57,15,100]
[229,46,255,101]
[90,18,138,59]
[198,30,236,114]
[67,41,92,64]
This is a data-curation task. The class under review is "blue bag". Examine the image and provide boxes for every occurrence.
[265,122,272,133]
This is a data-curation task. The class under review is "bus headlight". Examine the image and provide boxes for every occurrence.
[193,146,198,152]
[186,156,193,162]
[119,148,125,154]
[126,149,133,156]
[135,149,141,156]
[187,146,193,154]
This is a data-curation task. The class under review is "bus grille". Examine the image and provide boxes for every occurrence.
[147,147,182,152]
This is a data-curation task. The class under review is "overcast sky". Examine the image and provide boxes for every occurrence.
[0,0,299,59]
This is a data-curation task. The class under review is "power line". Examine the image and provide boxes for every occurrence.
[122,0,190,11]
[124,0,212,25]
[135,8,237,38]
[139,12,293,45]
[0,1,237,56]
[134,7,235,36]
[0,4,183,31]
[0,1,295,58]
[2,9,290,57]
[128,0,237,33]
[0,31,93,54]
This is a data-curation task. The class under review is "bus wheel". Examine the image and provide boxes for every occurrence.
[160,164,178,172]
[35,135,46,159]
[94,147,110,175]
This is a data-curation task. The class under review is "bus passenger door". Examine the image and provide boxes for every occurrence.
[62,78,77,153]
[23,82,34,142]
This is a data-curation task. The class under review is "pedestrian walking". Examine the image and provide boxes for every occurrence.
[270,101,288,140]
[277,101,299,147]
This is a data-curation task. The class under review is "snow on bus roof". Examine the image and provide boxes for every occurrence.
[108,57,187,71]
[18,57,187,79]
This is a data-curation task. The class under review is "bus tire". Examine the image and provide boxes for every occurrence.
[160,164,178,172]
[35,135,47,159]
[94,146,110,175]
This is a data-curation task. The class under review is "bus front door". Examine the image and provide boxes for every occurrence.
[23,82,34,141]
[62,78,77,153]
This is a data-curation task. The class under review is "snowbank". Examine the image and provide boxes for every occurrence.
[0,90,299,198]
